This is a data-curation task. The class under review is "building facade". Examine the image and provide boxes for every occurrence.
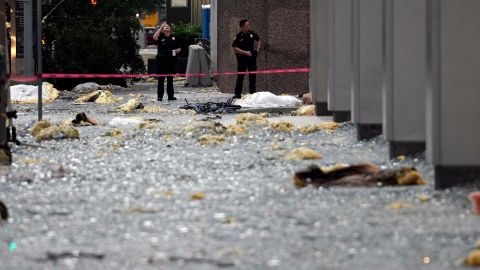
[211,0,310,95]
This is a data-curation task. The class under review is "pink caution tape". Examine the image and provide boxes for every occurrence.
[8,75,41,83]
[7,68,311,82]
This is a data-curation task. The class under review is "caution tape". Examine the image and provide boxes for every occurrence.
[7,68,311,83]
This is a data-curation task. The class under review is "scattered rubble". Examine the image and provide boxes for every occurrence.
[301,93,313,105]
[113,207,159,214]
[31,120,53,137]
[182,120,226,136]
[71,112,97,126]
[37,251,105,263]
[142,105,168,113]
[293,163,427,188]
[71,82,102,94]
[295,105,315,116]
[0,200,8,220]
[198,134,226,145]
[236,113,269,126]
[0,145,12,164]
[103,129,123,137]
[114,98,144,113]
[71,82,124,94]
[95,91,119,104]
[11,82,60,104]
[226,124,247,136]
[270,121,295,132]
[36,125,80,141]
[466,249,480,266]
[286,147,323,161]
[388,201,415,210]
[31,120,80,141]
[191,192,206,200]
[416,193,431,202]
[298,122,341,134]
[469,192,480,215]
[75,90,120,104]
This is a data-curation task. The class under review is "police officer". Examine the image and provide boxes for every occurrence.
[153,23,181,101]
[232,19,261,99]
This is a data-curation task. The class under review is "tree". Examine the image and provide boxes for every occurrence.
[42,0,159,89]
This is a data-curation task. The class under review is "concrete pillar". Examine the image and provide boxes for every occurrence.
[23,0,34,76]
[351,0,384,140]
[427,0,480,189]
[310,0,331,116]
[328,0,352,122]
[210,0,218,72]
[383,0,426,159]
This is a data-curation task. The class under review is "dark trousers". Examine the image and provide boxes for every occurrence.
[234,55,257,97]
[156,55,177,99]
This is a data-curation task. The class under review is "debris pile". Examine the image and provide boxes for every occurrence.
[75,90,119,104]
[198,134,226,145]
[72,82,124,94]
[142,106,168,113]
[139,120,164,130]
[71,112,97,126]
[298,122,342,134]
[236,113,269,126]
[293,163,427,188]
[286,147,323,161]
[191,192,206,200]
[301,93,313,105]
[182,120,227,137]
[388,202,414,210]
[11,82,60,104]
[103,129,123,137]
[465,247,480,266]
[114,99,144,113]
[270,121,295,132]
[31,120,80,141]
[295,105,315,116]
[226,124,247,136]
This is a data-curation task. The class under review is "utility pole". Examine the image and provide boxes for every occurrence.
[0,0,12,164]
[36,0,42,120]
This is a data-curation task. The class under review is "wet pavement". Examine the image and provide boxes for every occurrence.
[0,82,479,270]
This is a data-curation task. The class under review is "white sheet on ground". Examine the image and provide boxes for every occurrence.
[10,82,60,104]
[233,92,301,108]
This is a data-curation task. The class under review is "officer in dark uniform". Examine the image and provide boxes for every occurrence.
[153,23,181,101]
[232,19,261,99]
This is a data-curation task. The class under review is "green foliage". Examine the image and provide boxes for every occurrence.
[171,23,202,57]
[42,0,158,89]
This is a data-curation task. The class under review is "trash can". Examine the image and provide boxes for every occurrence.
[185,45,212,87]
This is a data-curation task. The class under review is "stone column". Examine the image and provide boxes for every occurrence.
[351,0,384,140]
[210,0,218,72]
[310,0,331,116]
[328,0,352,122]
[383,0,426,159]
[427,0,480,189]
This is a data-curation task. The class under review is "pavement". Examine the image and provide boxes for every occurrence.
[0,81,479,270]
